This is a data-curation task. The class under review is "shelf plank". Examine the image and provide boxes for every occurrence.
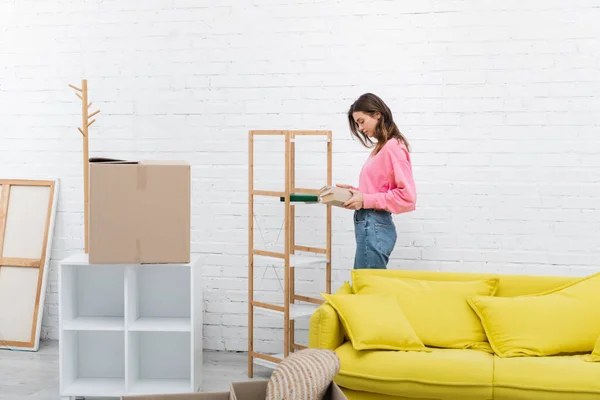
[253,251,329,267]
[255,303,318,319]
[63,317,124,331]
[129,379,191,395]
[129,317,191,332]
[62,378,125,396]
[291,254,330,266]
[253,352,284,370]
[59,253,200,267]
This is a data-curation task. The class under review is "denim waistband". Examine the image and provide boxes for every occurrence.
[355,208,391,216]
[354,208,393,224]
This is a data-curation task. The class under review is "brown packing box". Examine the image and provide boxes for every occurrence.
[89,158,191,264]
[230,380,348,400]
[319,185,352,207]
[119,380,348,400]
[121,392,230,400]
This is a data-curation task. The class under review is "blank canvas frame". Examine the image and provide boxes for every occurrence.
[0,179,59,351]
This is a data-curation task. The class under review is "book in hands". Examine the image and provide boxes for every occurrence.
[319,185,352,207]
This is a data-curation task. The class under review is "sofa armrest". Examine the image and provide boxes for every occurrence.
[308,302,345,350]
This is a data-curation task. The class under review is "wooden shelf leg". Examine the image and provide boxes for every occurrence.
[327,130,332,294]
[283,130,291,359]
[289,133,296,354]
[248,130,254,378]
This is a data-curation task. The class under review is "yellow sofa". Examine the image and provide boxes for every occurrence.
[308,268,600,400]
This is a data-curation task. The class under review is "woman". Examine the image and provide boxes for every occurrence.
[337,93,417,269]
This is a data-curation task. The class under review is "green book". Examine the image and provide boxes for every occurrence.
[280,194,319,203]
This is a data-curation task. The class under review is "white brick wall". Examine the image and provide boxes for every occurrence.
[2,0,600,352]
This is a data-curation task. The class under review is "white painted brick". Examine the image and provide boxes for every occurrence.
[2,0,600,354]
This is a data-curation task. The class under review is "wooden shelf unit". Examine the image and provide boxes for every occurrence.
[247,130,333,377]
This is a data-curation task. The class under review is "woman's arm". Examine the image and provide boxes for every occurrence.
[362,145,416,214]
[336,183,359,191]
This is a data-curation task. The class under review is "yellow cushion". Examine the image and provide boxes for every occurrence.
[334,342,494,400]
[320,293,427,352]
[584,336,600,363]
[494,353,600,400]
[351,271,498,350]
[309,282,353,350]
[348,268,576,297]
[468,271,600,357]
[337,281,353,295]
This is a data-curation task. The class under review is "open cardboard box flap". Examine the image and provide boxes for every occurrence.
[89,157,138,164]
[89,157,190,166]
[230,380,346,399]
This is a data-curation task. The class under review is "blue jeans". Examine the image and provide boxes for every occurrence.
[353,209,397,269]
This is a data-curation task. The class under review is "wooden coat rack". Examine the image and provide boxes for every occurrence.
[68,79,100,254]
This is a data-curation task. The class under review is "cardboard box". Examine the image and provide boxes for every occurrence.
[89,158,191,264]
[119,380,347,400]
[230,380,347,400]
[121,391,230,400]
[319,185,352,207]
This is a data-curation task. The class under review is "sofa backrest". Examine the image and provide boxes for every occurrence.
[350,269,579,297]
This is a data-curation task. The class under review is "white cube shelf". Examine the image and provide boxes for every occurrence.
[127,264,191,332]
[61,263,126,331]
[59,253,202,400]
[127,331,192,395]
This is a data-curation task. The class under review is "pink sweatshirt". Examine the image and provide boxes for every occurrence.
[353,138,416,214]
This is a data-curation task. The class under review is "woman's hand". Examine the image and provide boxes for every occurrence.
[343,189,363,210]
[336,184,352,189]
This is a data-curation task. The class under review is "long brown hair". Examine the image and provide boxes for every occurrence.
[347,93,410,155]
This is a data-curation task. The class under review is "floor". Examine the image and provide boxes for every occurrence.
[0,340,273,400]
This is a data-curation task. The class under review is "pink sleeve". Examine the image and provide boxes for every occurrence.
[362,146,416,214]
